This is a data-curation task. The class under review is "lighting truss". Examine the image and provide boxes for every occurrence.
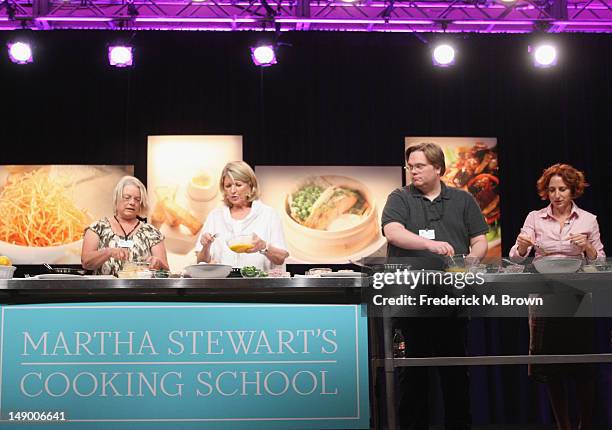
[0,0,611,33]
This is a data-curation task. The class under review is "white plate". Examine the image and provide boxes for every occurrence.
[33,274,84,280]
[319,271,365,278]
[287,235,387,264]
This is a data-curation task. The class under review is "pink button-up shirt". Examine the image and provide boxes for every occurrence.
[510,203,605,262]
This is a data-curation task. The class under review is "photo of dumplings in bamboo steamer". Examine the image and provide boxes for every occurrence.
[283,175,380,261]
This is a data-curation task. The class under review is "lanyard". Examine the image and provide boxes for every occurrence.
[420,196,445,229]
[114,216,140,240]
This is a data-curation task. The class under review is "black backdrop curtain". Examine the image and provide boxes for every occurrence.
[0,30,611,427]
[0,32,610,255]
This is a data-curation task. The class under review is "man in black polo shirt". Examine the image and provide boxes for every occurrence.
[382,142,488,430]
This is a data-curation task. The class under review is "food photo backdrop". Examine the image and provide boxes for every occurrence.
[147,136,243,270]
[256,166,402,263]
[405,137,501,258]
[0,165,134,264]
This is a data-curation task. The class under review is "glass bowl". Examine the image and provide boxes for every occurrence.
[444,254,479,272]
[227,235,255,253]
[502,264,525,273]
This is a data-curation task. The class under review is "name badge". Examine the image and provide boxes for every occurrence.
[117,239,134,248]
[419,229,436,240]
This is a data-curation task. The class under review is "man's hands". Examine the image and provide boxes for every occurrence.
[426,240,455,256]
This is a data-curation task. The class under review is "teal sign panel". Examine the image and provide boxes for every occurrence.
[0,303,369,429]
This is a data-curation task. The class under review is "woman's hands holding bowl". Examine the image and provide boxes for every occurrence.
[246,234,267,254]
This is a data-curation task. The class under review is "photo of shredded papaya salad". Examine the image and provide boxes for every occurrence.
[0,168,91,247]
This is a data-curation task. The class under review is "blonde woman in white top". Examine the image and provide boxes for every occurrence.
[196,161,289,271]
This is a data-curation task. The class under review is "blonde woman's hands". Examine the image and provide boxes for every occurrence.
[200,232,216,249]
[247,233,267,253]
[147,256,165,270]
[108,248,129,261]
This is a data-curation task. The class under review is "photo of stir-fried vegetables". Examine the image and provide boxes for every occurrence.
[441,141,501,243]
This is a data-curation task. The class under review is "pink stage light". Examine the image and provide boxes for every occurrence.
[8,42,33,64]
[250,45,277,67]
[108,45,134,68]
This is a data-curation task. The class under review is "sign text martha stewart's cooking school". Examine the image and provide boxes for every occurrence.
[20,328,340,398]
[1,303,369,429]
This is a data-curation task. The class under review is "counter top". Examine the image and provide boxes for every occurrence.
[0,277,367,304]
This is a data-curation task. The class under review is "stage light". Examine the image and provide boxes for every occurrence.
[108,45,134,68]
[432,44,455,67]
[250,45,277,67]
[7,42,33,64]
[531,43,557,68]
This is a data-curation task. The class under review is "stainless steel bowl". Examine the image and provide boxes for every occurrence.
[184,264,232,278]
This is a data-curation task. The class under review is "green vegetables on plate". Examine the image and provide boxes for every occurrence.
[240,266,268,278]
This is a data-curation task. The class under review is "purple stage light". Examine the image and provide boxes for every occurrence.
[530,43,557,68]
[108,45,134,68]
[432,44,455,67]
[250,45,276,67]
[8,42,33,64]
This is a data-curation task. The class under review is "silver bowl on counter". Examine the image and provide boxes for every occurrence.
[183,263,233,278]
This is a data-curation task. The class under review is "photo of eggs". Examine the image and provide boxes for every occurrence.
[147,135,243,270]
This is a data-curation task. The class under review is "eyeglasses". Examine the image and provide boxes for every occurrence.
[404,163,430,172]
[121,195,142,204]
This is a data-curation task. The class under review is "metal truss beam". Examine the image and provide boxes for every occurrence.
[1,0,611,32]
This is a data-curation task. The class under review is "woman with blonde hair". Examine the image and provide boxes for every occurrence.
[196,161,289,270]
[81,176,169,276]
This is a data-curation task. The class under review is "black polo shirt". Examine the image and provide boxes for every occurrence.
[381,182,488,259]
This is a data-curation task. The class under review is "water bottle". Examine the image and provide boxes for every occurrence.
[393,329,406,358]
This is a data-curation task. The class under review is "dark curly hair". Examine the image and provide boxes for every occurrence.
[536,163,589,200]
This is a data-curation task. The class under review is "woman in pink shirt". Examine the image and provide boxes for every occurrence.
[510,164,604,262]
[511,163,605,430]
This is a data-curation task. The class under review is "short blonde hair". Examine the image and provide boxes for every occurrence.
[113,176,150,217]
[219,161,260,207]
